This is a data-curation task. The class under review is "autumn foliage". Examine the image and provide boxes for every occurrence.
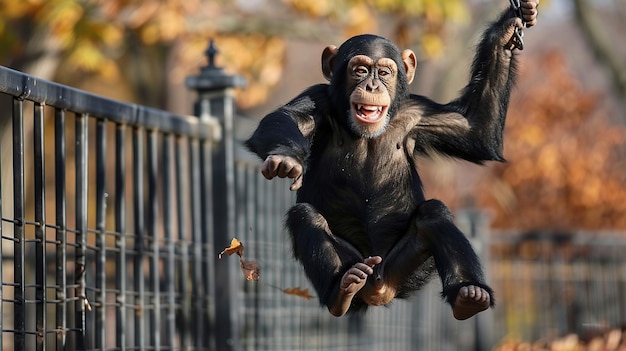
[494,329,626,351]
[476,52,626,230]
[0,0,471,110]
[218,238,314,300]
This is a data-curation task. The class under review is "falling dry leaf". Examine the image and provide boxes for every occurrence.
[282,287,315,300]
[218,238,244,259]
[241,260,260,281]
[218,238,261,281]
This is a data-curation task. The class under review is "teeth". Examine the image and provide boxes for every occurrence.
[357,104,383,112]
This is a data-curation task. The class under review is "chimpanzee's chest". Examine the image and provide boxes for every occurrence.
[299,128,420,243]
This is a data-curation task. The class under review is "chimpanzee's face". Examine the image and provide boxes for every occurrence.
[322,35,417,139]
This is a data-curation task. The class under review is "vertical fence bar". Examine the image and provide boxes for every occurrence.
[12,97,26,350]
[133,126,146,350]
[34,102,47,351]
[235,162,250,348]
[95,117,107,349]
[212,91,239,351]
[175,137,191,349]
[147,129,160,350]
[54,108,68,351]
[74,112,89,349]
[244,165,259,350]
[189,139,204,348]
[162,134,176,349]
[200,136,216,350]
[115,123,127,351]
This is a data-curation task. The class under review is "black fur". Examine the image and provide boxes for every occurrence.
[246,9,519,314]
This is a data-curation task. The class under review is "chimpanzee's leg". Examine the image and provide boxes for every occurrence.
[416,199,493,319]
[377,199,493,320]
[286,203,377,316]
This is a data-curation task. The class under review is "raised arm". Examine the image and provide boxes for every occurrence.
[245,84,329,190]
[410,1,538,164]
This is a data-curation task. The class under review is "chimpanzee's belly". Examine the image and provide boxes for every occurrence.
[298,142,419,254]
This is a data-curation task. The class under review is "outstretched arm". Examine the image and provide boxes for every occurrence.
[409,0,538,164]
[245,84,329,189]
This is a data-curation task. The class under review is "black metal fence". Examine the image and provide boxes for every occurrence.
[489,232,626,342]
[1,44,625,351]
[0,59,222,350]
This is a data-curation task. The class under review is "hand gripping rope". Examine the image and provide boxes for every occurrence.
[508,0,525,50]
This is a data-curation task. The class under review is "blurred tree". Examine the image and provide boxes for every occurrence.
[573,0,626,114]
[476,51,626,230]
[0,0,469,109]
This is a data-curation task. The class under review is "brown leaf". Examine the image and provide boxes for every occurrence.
[218,238,244,259]
[240,259,260,281]
[218,238,261,281]
[282,287,314,300]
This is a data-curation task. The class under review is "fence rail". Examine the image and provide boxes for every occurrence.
[0,67,210,138]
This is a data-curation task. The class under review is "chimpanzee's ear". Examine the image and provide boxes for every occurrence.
[401,49,417,85]
[321,45,338,81]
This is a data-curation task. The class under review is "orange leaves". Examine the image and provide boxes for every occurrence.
[100,0,201,44]
[218,238,315,300]
[218,238,245,259]
[240,260,261,282]
[218,238,260,281]
[268,285,315,300]
[476,51,626,230]
[281,287,315,300]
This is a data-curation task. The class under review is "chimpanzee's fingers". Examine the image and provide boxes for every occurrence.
[261,155,281,179]
[290,175,303,191]
[520,0,538,27]
[276,162,293,178]
[262,156,304,188]
[287,163,303,179]
[276,157,302,178]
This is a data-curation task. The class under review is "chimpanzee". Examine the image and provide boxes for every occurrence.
[245,1,539,319]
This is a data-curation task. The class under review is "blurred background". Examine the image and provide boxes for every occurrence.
[1,0,625,349]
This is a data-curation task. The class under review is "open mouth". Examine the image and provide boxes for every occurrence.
[352,104,388,123]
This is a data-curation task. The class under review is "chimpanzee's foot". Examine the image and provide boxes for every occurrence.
[328,256,382,317]
[452,285,490,320]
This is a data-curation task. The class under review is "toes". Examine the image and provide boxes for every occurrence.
[469,286,478,300]
[453,285,491,320]
[468,286,477,299]
[459,286,479,300]
[352,263,374,276]
[364,256,382,267]
[470,286,485,301]
[459,285,490,303]
[347,267,367,280]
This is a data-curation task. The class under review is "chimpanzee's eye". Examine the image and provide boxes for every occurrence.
[378,67,392,78]
[354,66,369,76]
